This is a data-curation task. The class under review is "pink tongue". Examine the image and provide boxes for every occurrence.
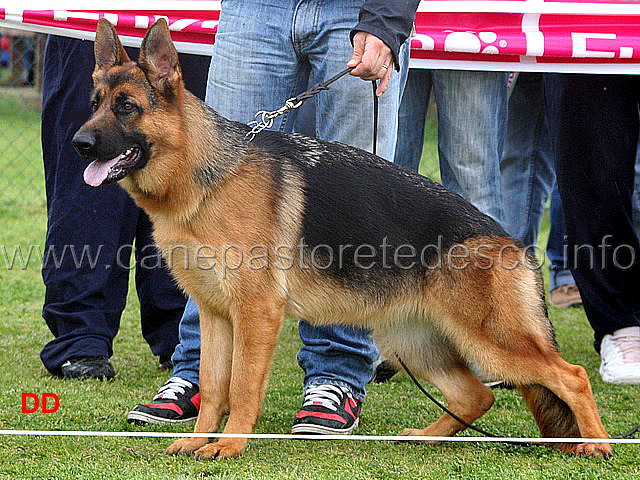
[83,157,120,187]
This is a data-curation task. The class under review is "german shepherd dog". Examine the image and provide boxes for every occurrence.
[73,18,611,459]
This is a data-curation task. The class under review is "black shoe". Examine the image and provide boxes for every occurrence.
[127,377,200,425]
[158,357,173,370]
[291,384,361,435]
[372,359,398,383]
[60,356,115,380]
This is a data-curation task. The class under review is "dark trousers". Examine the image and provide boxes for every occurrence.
[544,73,640,352]
[40,35,208,373]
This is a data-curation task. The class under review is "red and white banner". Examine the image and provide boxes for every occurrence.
[2,0,640,73]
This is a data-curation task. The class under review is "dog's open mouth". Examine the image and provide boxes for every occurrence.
[83,146,142,187]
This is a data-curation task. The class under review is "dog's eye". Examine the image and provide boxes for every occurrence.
[122,101,136,112]
[90,99,99,112]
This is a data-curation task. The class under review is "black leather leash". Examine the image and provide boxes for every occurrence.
[394,354,509,441]
[247,66,379,156]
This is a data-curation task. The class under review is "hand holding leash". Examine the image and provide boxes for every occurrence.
[348,31,394,96]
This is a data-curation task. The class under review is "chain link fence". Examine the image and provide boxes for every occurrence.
[0,29,46,211]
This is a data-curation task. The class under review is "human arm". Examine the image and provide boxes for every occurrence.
[348,0,420,96]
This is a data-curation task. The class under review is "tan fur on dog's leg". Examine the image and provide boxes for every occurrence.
[522,357,612,458]
[433,258,611,458]
[400,366,495,442]
[194,297,285,459]
[166,308,233,456]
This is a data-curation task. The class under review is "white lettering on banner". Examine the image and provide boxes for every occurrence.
[167,18,199,31]
[413,33,436,51]
[571,33,617,58]
[620,47,633,58]
[522,13,544,57]
[442,31,504,55]
[479,32,501,54]
[444,32,483,53]
[153,15,169,26]
[134,15,149,29]
[53,11,99,22]
[200,20,219,31]
[103,13,118,25]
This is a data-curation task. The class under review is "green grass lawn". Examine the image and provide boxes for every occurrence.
[0,97,638,479]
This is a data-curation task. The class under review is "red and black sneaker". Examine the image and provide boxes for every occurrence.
[127,377,200,425]
[291,384,361,435]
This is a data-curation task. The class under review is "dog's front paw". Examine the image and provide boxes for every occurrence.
[574,442,613,459]
[165,437,209,456]
[194,439,247,460]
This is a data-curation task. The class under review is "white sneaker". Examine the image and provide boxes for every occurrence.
[599,326,640,385]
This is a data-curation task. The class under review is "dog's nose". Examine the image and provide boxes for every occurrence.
[72,130,97,157]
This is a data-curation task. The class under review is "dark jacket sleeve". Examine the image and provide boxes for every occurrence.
[351,0,421,70]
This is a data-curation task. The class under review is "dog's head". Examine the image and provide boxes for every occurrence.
[73,18,184,187]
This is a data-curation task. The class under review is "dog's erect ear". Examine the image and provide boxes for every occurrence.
[138,19,182,94]
[94,17,130,70]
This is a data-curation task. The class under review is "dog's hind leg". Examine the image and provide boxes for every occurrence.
[457,323,611,457]
[429,251,611,458]
[461,308,612,456]
[514,356,612,458]
[166,307,233,456]
[518,383,579,454]
[453,310,611,456]
[399,365,495,441]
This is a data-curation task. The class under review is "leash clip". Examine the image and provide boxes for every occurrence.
[246,97,303,141]
[246,67,355,142]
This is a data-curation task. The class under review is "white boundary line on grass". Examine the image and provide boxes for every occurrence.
[1,430,639,444]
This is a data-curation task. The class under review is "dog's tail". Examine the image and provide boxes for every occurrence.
[518,384,581,452]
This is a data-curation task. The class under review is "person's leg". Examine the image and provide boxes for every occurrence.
[375,69,433,384]
[40,36,140,378]
[310,7,410,162]
[634,140,640,238]
[169,298,202,386]
[208,0,409,402]
[394,69,432,172]
[293,0,411,404]
[547,182,569,289]
[134,212,186,366]
[544,74,640,376]
[546,182,582,308]
[500,72,555,246]
[175,52,209,102]
[206,0,305,129]
[130,0,307,424]
[166,0,304,384]
[128,297,202,425]
[433,70,509,226]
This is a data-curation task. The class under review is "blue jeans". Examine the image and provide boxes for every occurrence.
[501,73,555,247]
[395,68,509,226]
[547,182,575,292]
[171,297,200,386]
[500,73,576,292]
[171,0,410,401]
